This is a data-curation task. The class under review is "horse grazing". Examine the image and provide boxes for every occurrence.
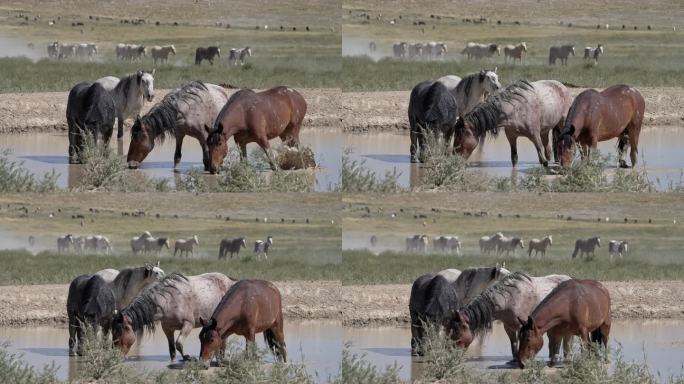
[219,237,246,259]
[446,272,571,364]
[174,235,199,257]
[406,235,429,253]
[454,80,572,167]
[206,86,307,173]
[504,42,527,64]
[461,42,500,60]
[144,237,170,255]
[608,240,628,260]
[199,279,286,366]
[436,69,501,118]
[130,231,152,255]
[254,236,273,260]
[408,80,458,163]
[112,273,234,361]
[195,46,220,65]
[557,85,645,168]
[479,232,503,255]
[58,234,74,253]
[517,279,611,368]
[584,44,604,64]
[572,236,601,259]
[96,70,155,139]
[528,236,552,257]
[549,45,575,65]
[229,47,252,66]
[410,266,510,355]
[150,45,176,64]
[67,274,115,356]
[127,81,229,170]
[497,236,524,256]
[66,81,116,163]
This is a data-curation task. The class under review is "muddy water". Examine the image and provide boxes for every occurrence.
[0,320,341,382]
[345,320,684,382]
[0,128,342,191]
[346,127,684,190]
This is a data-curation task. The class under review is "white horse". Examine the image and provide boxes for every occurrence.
[174,235,199,257]
[96,70,155,139]
[151,45,176,64]
[437,69,501,118]
[130,231,153,255]
[584,44,604,64]
[461,42,500,60]
[254,236,273,260]
[608,240,628,260]
[229,46,252,66]
[479,232,504,255]
[75,43,98,61]
[503,42,527,64]
[117,44,147,61]
[528,236,552,257]
[497,236,524,256]
[96,236,112,254]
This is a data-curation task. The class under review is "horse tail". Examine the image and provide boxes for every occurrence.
[571,241,579,259]
[263,327,285,360]
[218,243,224,259]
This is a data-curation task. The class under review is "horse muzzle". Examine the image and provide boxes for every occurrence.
[146,94,155,102]
[127,161,140,169]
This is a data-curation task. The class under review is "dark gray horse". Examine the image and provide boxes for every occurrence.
[66,81,116,163]
[219,237,247,259]
[195,46,220,65]
[67,274,116,356]
[408,80,458,163]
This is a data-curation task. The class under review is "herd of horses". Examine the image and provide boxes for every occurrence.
[408,68,645,169]
[67,263,286,367]
[409,265,611,368]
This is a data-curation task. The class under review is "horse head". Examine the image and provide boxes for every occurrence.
[517,317,543,369]
[111,312,136,356]
[557,126,577,167]
[127,116,154,168]
[446,310,474,348]
[453,118,479,159]
[206,123,228,174]
[198,317,220,367]
[137,70,155,102]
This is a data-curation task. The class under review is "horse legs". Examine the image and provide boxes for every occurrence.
[163,326,177,362]
[68,314,78,356]
[504,325,519,364]
[175,321,194,361]
[269,315,287,362]
[198,136,210,171]
[627,124,641,168]
[542,131,553,165]
[530,132,549,167]
[547,330,563,367]
[505,130,519,167]
[116,114,125,139]
[174,134,185,169]
[257,137,278,171]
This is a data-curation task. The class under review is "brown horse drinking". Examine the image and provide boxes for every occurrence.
[557,85,645,168]
[206,86,307,173]
[198,279,286,367]
[517,279,611,368]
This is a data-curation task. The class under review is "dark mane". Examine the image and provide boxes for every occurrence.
[461,272,531,335]
[113,71,150,100]
[457,80,533,139]
[453,71,482,99]
[135,81,207,143]
[120,273,188,333]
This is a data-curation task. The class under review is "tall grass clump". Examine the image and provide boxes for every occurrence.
[0,344,59,384]
[417,135,491,192]
[338,150,403,193]
[0,150,59,193]
[331,344,402,384]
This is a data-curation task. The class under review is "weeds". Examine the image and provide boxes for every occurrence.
[0,150,59,193]
[77,326,124,381]
[418,135,491,192]
[331,344,402,384]
[0,343,59,384]
[338,150,403,193]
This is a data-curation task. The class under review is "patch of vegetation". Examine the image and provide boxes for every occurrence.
[0,343,59,384]
[417,135,492,192]
[0,150,58,193]
[337,150,404,193]
[331,344,402,384]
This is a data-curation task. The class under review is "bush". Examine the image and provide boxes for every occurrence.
[0,344,59,384]
[0,150,59,193]
[330,344,402,384]
[338,150,403,193]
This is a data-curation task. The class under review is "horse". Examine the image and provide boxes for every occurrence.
[497,237,524,256]
[461,43,500,60]
[143,237,170,255]
[72,236,85,253]
[67,274,115,356]
[608,240,628,260]
[437,69,501,118]
[410,266,510,355]
[206,86,307,173]
[130,231,152,255]
[408,80,458,163]
[199,279,286,366]
[66,81,116,163]
[583,44,604,64]
[150,45,176,64]
[446,237,462,255]
[393,42,408,58]
[174,235,199,257]
[479,232,503,255]
[195,46,220,65]
[119,44,146,61]
[406,235,428,253]
[446,272,572,364]
[96,70,155,139]
[95,236,112,254]
[528,236,552,257]
[254,236,273,260]
[58,44,76,59]
[432,236,460,254]
[75,43,98,61]
[109,263,165,311]
[218,237,246,259]
[47,41,60,58]
[112,273,234,361]
[549,45,575,65]
[517,279,611,368]
[503,42,527,64]
[572,237,601,259]
[453,80,572,167]
[229,47,252,66]
[408,43,424,58]
[94,268,119,284]
[127,81,229,170]
[58,234,74,253]
[557,85,645,168]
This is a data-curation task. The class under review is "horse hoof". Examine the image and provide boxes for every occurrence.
[69,350,77,357]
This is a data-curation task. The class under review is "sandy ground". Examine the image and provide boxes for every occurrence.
[342,87,684,132]
[0,280,341,326]
[0,88,341,134]
[342,280,684,326]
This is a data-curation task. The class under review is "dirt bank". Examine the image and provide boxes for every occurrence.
[342,87,684,132]
[0,88,341,134]
[0,280,341,326]
[342,280,684,326]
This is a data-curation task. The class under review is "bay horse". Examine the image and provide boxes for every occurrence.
[126,81,229,170]
[557,85,645,168]
[206,86,307,173]
[408,80,458,163]
[199,279,286,366]
[66,81,116,163]
[112,272,234,361]
[517,279,611,368]
[218,237,246,259]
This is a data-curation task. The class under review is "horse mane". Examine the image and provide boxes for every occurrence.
[461,272,532,335]
[121,273,188,333]
[457,80,533,139]
[113,72,141,100]
[137,81,208,143]
[82,275,115,320]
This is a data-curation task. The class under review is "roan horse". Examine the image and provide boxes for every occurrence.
[112,272,234,361]
[572,237,601,259]
[206,86,307,173]
[408,80,458,163]
[96,70,156,139]
[453,80,572,167]
[219,237,246,259]
[517,279,611,368]
[446,272,571,364]
[66,81,116,163]
[557,85,645,168]
[127,81,229,170]
[199,279,286,367]
[409,266,510,355]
